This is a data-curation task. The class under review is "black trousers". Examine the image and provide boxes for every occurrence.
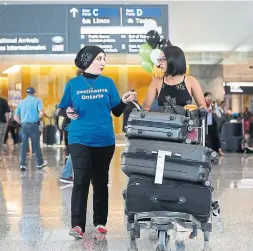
[207,123,220,152]
[4,126,17,144]
[64,131,69,158]
[69,143,115,232]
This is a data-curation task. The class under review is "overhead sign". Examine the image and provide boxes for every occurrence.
[0,4,168,55]
[224,82,253,94]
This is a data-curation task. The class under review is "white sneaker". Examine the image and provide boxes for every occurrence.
[37,161,48,170]
[20,166,26,172]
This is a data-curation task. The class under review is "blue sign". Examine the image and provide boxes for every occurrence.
[124,7,162,18]
[79,7,121,26]
[0,4,169,55]
[81,8,120,18]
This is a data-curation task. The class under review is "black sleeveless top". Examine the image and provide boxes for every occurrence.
[158,76,192,109]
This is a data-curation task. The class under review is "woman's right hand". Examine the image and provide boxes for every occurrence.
[66,107,78,120]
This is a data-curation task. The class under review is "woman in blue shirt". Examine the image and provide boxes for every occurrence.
[58,45,136,239]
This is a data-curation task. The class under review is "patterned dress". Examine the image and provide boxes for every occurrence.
[158,76,192,111]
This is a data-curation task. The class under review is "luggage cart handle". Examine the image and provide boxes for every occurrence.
[202,118,206,147]
[199,108,207,147]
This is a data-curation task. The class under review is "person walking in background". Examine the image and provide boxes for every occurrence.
[14,87,48,171]
[4,105,17,145]
[243,107,251,119]
[218,100,226,115]
[0,93,10,147]
[213,101,228,145]
[205,92,224,156]
[58,45,136,238]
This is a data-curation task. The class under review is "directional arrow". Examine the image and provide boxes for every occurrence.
[70,7,78,18]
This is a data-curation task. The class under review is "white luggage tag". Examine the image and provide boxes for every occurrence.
[154,150,172,184]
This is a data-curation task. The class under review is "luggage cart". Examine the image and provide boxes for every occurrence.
[123,110,220,251]
[127,205,220,251]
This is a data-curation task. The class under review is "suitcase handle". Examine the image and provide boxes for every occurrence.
[152,196,186,204]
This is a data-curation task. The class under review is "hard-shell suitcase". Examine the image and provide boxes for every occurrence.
[220,122,243,138]
[124,175,212,223]
[126,111,192,143]
[121,139,217,184]
[43,125,56,145]
[43,118,56,145]
[126,110,202,144]
[221,137,243,152]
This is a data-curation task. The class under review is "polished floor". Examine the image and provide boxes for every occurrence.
[0,142,253,251]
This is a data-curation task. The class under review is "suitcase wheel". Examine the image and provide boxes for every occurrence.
[130,229,136,241]
[211,151,217,158]
[186,138,192,144]
[205,180,211,187]
[188,120,194,126]
[211,158,218,166]
[188,126,193,132]
[157,230,168,251]
[203,230,210,242]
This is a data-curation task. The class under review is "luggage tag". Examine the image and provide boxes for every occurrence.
[154,150,172,184]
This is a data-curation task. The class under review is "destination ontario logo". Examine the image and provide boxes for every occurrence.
[51,36,64,52]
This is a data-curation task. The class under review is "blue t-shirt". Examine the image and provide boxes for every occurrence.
[58,75,121,147]
[15,95,43,123]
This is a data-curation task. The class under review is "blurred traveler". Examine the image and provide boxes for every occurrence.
[14,87,47,171]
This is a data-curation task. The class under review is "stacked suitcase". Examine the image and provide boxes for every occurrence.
[220,122,243,152]
[121,108,218,250]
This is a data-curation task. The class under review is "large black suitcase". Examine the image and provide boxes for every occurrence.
[121,139,217,184]
[220,122,243,138]
[221,137,243,152]
[43,125,56,145]
[126,111,193,143]
[124,175,212,223]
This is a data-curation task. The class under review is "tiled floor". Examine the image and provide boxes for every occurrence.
[0,143,253,251]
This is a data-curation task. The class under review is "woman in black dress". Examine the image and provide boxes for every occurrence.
[143,46,206,111]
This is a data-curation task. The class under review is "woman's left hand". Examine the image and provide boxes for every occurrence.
[122,91,137,104]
